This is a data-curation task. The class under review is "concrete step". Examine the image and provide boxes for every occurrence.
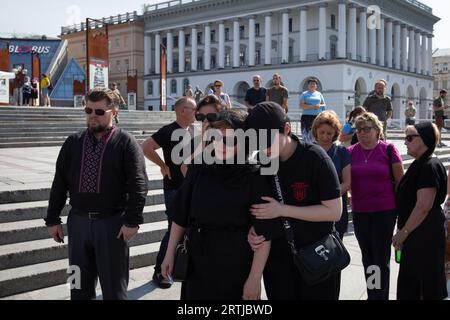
[0,181,163,204]
[0,130,150,138]
[0,219,167,270]
[0,204,167,246]
[0,241,160,298]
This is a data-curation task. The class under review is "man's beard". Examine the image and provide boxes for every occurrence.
[88,123,108,133]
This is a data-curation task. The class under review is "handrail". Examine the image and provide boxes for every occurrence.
[61,11,138,35]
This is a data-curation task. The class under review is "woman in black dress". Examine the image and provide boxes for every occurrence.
[393,122,448,300]
[161,109,273,300]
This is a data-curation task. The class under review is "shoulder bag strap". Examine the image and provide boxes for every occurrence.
[273,175,338,254]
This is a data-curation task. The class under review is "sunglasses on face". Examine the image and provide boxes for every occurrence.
[195,112,219,122]
[356,127,374,133]
[405,134,420,142]
[84,107,112,116]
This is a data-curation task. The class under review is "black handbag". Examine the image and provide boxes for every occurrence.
[273,175,351,286]
[172,228,189,281]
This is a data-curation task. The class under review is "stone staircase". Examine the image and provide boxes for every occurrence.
[0,180,168,298]
[0,106,175,148]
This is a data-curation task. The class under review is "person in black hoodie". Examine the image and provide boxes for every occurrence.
[161,109,275,300]
[246,102,343,300]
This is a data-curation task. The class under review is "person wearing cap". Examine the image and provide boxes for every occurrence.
[161,109,274,300]
[212,80,232,110]
[266,73,289,113]
[141,97,197,289]
[348,112,404,300]
[299,77,326,143]
[393,122,448,300]
[246,101,343,300]
[433,89,449,147]
[363,80,393,140]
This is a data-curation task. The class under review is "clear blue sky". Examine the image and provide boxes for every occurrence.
[0,0,449,49]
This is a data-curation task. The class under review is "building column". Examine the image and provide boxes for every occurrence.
[408,27,415,72]
[394,22,401,69]
[299,7,308,62]
[338,0,346,59]
[386,19,393,68]
[319,3,327,60]
[144,33,151,74]
[348,4,357,60]
[218,21,225,69]
[401,24,408,71]
[191,26,198,71]
[178,28,185,73]
[421,33,427,75]
[154,33,160,74]
[415,30,421,74]
[166,31,173,73]
[359,8,367,62]
[369,23,376,64]
[204,23,211,70]
[282,10,289,63]
[264,14,272,65]
[248,16,256,66]
[378,18,385,66]
[233,19,240,68]
[427,35,433,76]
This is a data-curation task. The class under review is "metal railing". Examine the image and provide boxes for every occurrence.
[61,12,138,34]
[404,0,432,13]
[143,0,200,13]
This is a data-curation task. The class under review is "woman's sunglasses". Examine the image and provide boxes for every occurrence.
[405,134,420,142]
[195,113,219,122]
[84,107,112,116]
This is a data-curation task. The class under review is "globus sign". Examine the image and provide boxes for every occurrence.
[9,45,51,55]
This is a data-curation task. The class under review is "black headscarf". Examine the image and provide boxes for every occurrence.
[414,122,437,159]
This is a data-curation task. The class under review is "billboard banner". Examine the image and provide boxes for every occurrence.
[89,58,108,89]
[160,44,167,111]
[0,78,9,104]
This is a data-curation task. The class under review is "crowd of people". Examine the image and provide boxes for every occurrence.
[43,80,450,301]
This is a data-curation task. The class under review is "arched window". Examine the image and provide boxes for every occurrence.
[147,81,153,96]
[171,79,177,94]
[183,78,190,93]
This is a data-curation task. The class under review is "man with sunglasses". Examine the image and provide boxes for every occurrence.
[44,88,149,300]
[245,75,267,109]
[141,96,196,288]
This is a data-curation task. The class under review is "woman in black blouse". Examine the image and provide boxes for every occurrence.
[161,109,273,300]
[393,122,448,300]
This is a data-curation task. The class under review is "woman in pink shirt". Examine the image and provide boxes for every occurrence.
[348,112,404,300]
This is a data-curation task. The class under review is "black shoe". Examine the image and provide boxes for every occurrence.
[152,272,172,289]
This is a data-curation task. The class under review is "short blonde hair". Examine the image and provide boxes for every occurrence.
[311,111,342,142]
[354,112,384,139]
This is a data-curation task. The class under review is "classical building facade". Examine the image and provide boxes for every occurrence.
[433,49,450,98]
[142,0,439,122]
[60,12,145,109]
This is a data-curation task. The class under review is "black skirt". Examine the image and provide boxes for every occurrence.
[181,227,253,300]
[397,209,448,300]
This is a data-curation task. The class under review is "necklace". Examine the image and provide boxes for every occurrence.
[360,144,378,163]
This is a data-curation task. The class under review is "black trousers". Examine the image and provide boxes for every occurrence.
[352,210,397,300]
[154,189,177,274]
[67,211,129,300]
